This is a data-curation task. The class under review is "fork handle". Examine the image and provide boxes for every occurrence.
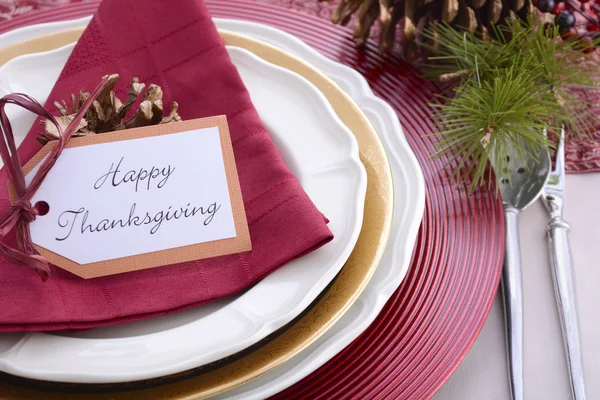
[501,207,524,400]
[547,217,586,400]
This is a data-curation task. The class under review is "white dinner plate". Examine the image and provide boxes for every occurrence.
[0,18,425,399]
[0,43,366,383]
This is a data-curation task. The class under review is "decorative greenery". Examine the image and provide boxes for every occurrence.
[421,16,600,191]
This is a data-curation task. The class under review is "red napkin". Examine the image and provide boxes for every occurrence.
[0,0,333,331]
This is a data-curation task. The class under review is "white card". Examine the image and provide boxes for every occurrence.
[17,117,251,278]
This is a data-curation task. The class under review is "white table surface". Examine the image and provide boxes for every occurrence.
[434,173,600,400]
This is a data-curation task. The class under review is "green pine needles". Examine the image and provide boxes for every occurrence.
[422,17,600,191]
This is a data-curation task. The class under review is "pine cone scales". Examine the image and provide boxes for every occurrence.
[38,74,181,145]
[324,0,532,54]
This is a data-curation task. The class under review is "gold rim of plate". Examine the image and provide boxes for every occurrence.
[0,28,393,400]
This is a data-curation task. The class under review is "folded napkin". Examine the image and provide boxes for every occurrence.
[0,0,333,331]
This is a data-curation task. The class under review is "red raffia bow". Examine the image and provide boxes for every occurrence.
[0,76,109,281]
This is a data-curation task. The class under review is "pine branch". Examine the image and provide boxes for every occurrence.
[423,15,600,191]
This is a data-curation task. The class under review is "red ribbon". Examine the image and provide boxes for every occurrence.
[0,76,109,281]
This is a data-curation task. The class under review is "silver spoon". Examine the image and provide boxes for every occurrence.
[495,142,551,400]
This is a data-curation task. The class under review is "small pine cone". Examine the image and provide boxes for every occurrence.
[39,74,181,142]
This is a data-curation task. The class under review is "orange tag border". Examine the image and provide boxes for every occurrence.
[12,116,251,279]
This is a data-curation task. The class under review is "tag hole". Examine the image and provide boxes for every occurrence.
[34,201,49,216]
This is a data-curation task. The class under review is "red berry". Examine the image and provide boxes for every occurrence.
[544,21,557,36]
[552,1,566,14]
[569,35,595,52]
[561,27,577,39]
[580,36,595,52]
[581,0,592,3]
[587,23,600,32]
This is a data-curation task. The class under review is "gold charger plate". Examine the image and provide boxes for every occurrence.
[0,29,393,399]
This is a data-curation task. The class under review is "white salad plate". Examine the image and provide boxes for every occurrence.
[0,43,367,383]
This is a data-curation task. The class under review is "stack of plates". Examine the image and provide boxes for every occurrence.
[0,14,424,400]
[0,2,506,398]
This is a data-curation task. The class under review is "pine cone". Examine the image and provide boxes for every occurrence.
[38,74,182,145]
[324,0,533,56]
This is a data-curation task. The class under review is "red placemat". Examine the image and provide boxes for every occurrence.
[0,2,505,399]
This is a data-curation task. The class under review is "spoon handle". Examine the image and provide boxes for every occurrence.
[501,207,524,400]
[547,217,586,400]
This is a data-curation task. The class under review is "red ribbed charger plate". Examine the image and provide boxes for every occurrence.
[0,2,505,399]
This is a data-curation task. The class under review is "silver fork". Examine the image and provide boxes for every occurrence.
[541,126,586,400]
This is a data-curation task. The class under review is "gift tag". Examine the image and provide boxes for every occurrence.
[16,116,251,278]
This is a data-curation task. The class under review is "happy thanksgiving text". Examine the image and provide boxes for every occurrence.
[54,157,221,241]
